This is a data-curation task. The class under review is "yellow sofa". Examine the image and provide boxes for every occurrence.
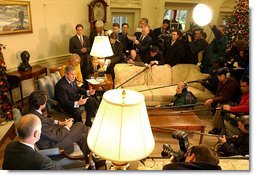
[114,64,214,106]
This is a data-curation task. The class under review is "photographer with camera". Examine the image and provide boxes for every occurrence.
[183,28,208,65]
[202,24,227,74]
[217,115,249,157]
[163,145,221,170]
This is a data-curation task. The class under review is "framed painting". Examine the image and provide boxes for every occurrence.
[0,0,33,35]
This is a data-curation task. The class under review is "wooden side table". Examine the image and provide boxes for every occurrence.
[88,74,113,91]
[148,109,205,144]
[88,74,113,101]
[0,121,16,147]
[7,65,47,106]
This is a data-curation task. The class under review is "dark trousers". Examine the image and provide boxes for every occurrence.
[71,97,99,123]
[55,122,90,156]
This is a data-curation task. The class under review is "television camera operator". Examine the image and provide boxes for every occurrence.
[182,24,208,65]
[163,145,221,170]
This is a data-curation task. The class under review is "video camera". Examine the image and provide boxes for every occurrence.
[182,22,201,41]
[161,130,189,162]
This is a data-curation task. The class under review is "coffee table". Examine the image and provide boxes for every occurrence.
[148,109,205,144]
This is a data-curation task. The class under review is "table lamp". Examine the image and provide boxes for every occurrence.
[90,36,113,78]
[87,89,155,170]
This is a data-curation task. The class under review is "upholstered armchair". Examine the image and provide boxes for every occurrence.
[37,71,69,119]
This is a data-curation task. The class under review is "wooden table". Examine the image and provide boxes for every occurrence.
[0,121,16,147]
[7,65,47,106]
[88,74,113,101]
[88,74,113,91]
[148,109,205,144]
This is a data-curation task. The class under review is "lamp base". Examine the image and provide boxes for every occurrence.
[108,161,129,170]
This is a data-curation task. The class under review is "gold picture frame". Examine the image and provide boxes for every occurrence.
[0,0,33,35]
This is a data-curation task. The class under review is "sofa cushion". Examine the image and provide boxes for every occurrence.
[185,68,210,91]
[123,86,153,103]
[147,65,172,86]
[171,64,200,84]
[114,64,147,88]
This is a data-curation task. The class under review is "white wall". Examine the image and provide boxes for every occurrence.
[1,0,91,71]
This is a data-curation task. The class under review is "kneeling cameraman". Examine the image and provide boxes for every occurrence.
[217,115,249,156]
[163,145,221,170]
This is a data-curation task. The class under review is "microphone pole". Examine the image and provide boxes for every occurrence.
[147,103,205,110]
[138,78,211,92]
[115,66,149,89]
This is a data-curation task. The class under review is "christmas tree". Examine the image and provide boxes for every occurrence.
[224,0,249,50]
[0,44,13,122]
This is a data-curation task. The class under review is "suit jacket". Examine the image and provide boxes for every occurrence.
[144,50,164,65]
[69,35,90,66]
[55,76,87,114]
[118,32,132,54]
[165,38,185,66]
[29,109,71,150]
[133,35,153,62]
[106,40,123,66]
[153,27,162,46]
[3,141,60,170]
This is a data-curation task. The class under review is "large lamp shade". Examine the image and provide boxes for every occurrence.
[87,89,155,163]
[90,36,113,57]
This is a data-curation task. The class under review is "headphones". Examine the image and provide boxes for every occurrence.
[217,67,230,78]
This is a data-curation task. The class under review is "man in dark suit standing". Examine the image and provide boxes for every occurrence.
[132,25,153,63]
[105,33,123,80]
[28,90,95,168]
[165,29,185,67]
[69,24,90,81]
[154,19,170,50]
[55,65,99,127]
[3,114,61,170]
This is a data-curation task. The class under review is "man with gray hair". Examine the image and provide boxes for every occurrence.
[3,114,61,170]
[55,65,99,127]
[89,20,108,46]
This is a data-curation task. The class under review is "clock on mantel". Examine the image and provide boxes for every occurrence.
[88,0,108,24]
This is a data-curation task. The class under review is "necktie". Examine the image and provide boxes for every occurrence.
[139,35,144,42]
[71,82,74,89]
[80,36,83,46]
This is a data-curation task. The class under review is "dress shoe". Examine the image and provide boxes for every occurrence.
[87,163,96,170]
[85,121,93,127]
[208,127,221,135]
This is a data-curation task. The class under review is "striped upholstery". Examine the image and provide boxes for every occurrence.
[37,71,61,98]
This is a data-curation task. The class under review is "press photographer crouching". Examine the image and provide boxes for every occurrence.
[163,145,221,170]
[216,115,249,156]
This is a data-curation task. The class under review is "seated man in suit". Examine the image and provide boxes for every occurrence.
[3,114,61,170]
[28,90,95,168]
[55,65,99,126]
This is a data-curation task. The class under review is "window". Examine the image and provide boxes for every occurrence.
[112,16,128,32]
[164,10,187,30]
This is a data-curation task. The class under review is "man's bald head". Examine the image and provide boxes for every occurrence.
[17,114,41,139]
[176,82,187,94]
